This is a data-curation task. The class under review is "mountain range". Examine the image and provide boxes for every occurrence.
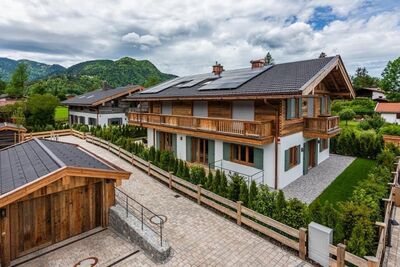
[0,57,175,88]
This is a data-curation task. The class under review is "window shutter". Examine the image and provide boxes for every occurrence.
[296,145,301,165]
[291,99,296,118]
[327,96,331,114]
[155,131,160,149]
[286,99,291,119]
[186,136,192,161]
[320,96,325,114]
[254,148,264,169]
[319,139,322,152]
[208,140,215,165]
[298,97,302,118]
[223,142,230,160]
[172,134,177,155]
[307,97,314,117]
[284,149,290,171]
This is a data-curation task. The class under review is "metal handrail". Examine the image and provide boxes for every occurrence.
[209,159,264,186]
[114,187,165,246]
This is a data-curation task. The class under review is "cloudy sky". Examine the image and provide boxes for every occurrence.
[1,0,399,77]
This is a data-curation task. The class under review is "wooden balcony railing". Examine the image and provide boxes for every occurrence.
[128,112,273,140]
[303,116,340,138]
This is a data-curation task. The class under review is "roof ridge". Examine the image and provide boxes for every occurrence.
[33,138,66,168]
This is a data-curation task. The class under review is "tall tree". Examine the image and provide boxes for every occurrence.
[25,94,59,127]
[0,74,6,94]
[351,67,379,89]
[6,63,29,98]
[264,52,274,65]
[380,57,400,92]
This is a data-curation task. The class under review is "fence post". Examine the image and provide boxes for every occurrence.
[299,227,307,260]
[365,256,379,267]
[336,243,346,267]
[197,184,202,205]
[169,172,173,189]
[148,161,151,176]
[236,201,243,226]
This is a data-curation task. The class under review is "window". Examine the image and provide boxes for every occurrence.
[284,145,300,171]
[111,99,119,108]
[88,118,97,126]
[79,116,85,124]
[320,139,329,151]
[231,144,254,165]
[397,113,400,119]
[286,98,302,119]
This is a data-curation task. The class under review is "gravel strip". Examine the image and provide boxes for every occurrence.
[282,154,356,204]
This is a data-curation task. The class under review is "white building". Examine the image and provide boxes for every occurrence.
[125,56,355,189]
[375,102,400,124]
[62,84,143,126]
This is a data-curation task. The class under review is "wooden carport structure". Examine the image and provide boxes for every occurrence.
[0,138,130,266]
[0,123,26,149]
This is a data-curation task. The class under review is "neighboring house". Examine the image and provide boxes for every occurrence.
[0,122,26,149]
[375,102,400,124]
[62,83,143,126]
[357,87,387,102]
[125,55,355,189]
[0,138,130,266]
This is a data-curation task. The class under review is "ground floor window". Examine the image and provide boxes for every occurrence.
[79,116,85,124]
[108,118,122,125]
[88,117,97,126]
[191,137,209,165]
[285,145,300,171]
[320,138,328,151]
[231,144,254,166]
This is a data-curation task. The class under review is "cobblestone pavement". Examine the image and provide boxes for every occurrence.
[383,206,400,267]
[20,229,140,267]
[58,136,312,267]
[282,154,355,204]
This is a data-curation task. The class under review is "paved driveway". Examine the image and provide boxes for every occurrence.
[282,154,355,204]
[58,136,311,267]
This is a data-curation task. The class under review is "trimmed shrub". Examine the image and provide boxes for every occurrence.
[239,181,249,206]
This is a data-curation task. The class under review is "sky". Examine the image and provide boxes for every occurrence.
[0,0,399,77]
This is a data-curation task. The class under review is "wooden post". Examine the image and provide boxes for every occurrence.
[197,184,202,204]
[299,227,307,260]
[169,172,173,189]
[236,201,243,226]
[365,256,379,267]
[336,243,346,267]
[148,161,151,176]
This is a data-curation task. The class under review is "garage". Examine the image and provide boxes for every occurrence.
[0,138,130,266]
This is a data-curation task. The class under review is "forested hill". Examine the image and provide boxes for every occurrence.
[0,57,176,98]
[0,57,65,81]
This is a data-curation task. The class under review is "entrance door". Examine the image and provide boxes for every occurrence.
[159,132,173,152]
[303,139,318,175]
[9,183,102,260]
[191,137,209,165]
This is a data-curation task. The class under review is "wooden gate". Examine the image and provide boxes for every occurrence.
[9,183,102,260]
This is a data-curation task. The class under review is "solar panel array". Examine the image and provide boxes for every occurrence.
[198,66,272,91]
[140,66,271,94]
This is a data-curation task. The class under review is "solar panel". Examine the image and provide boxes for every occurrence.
[140,77,186,94]
[176,73,216,88]
[198,66,272,91]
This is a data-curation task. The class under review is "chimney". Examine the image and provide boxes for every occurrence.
[212,62,224,76]
[250,59,265,69]
[101,81,111,90]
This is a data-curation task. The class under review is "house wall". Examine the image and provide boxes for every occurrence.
[69,110,127,126]
[176,133,187,160]
[147,128,155,147]
[318,139,330,165]
[381,113,400,124]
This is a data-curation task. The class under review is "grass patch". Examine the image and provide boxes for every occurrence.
[54,106,68,122]
[339,119,359,129]
[312,158,376,206]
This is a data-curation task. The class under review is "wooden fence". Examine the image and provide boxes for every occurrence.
[23,129,398,266]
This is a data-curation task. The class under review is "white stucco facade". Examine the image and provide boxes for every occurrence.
[380,113,400,124]
[69,110,128,126]
[146,128,331,189]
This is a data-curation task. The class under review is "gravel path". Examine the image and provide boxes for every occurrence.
[282,154,356,204]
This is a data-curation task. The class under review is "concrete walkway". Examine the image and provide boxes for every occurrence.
[282,154,355,204]
[58,136,311,267]
[383,206,400,267]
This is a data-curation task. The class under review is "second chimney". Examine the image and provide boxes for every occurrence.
[212,62,224,76]
[250,59,265,69]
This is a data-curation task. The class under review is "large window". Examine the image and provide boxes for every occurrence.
[231,144,254,166]
[191,138,209,165]
[320,139,329,151]
[286,98,302,119]
[284,145,300,171]
[88,118,97,126]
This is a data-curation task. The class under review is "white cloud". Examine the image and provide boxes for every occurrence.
[122,32,161,46]
[0,0,398,77]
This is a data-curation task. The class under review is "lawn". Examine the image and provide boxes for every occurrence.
[312,158,376,206]
[339,119,359,129]
[54,106,68,122]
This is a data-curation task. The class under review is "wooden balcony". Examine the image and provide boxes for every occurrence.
[303,115,340,138]
[128,112,274,145]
